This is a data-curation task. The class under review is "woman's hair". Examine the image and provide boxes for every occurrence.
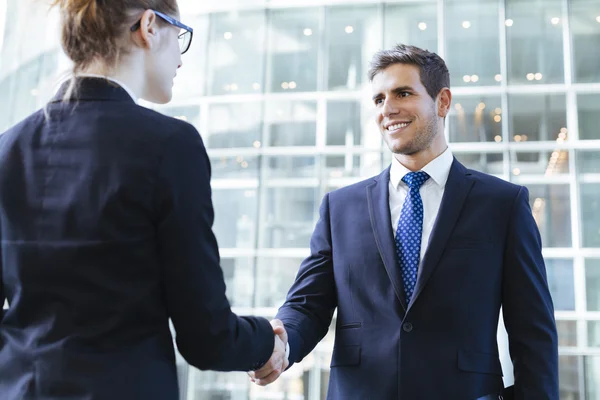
[50,0,178,74]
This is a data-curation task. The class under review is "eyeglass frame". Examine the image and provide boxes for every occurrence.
[130,10,194,54]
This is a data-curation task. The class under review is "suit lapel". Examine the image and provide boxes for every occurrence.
[367,168,408,311]
[409,159,474,307]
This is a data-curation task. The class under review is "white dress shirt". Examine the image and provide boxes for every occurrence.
[389,148,454,274]
[72,73,139,103]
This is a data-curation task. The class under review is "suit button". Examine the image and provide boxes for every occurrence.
[403,322,413,332]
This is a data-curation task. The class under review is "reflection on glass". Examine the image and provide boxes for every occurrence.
[221,258,254,307]
[255,258,303,307]
[559,355,581,400]
[207,102,263,148]
[577,150,600,173]
[526,185,571,247]
[265,156,317,178]
[586,259,600,311]
[189,369,249,400]
[384,2,438,52]
[585,356,600,400]
[510,151,569,177]
[453,152,503,175]
[261,187,319,248]
[210,155,259,179]
[589,321,600,348]
[265,101,317,147]
[212,189,257,249]
[545,259,575,311]
[581,185,600,247]
[557,320,577,347]
[577,94,600,140]
[327,101,363,146]
[324,153,382,179]
[269,8,320,93]
[570,0,600,83]
[445,0,500,87]
[506,0,564,85]
[508,94,567,142]
[157,105,200,127]
[327,5,379,91]
[448,96,502,142]
[207,11,266,96]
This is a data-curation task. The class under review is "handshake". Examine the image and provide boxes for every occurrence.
[248,319,288,386]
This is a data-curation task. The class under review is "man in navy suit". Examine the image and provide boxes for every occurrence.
[251,44,558,399]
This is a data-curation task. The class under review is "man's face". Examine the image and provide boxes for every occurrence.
[371,63,443,156]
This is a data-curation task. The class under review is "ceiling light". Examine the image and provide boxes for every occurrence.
[526,73,535,81]
[463,75,471,83]
[494,135,502,142]
[551,17,560,25]
[224,32,232,40]
[471,75,479,83]
[495,74,502,82]
[494,115,502,123]
[345,26,354,34]
[303,28,313,36]
[418,22,427,31]
[513,168,521,176]
[288,81,297,89]
[505,19,514,27]
[462,21,471,29]
[534,73,543,81]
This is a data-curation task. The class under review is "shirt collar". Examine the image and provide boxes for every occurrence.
[73,73,138,104]
[390,147,454,190]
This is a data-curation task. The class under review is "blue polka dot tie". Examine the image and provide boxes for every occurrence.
[395,171,430,304]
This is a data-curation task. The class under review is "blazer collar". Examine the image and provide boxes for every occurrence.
[49,77,136,105]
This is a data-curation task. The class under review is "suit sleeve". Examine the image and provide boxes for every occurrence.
[155,123,274,372]
[276,194,337,367]
[502,186,559,399]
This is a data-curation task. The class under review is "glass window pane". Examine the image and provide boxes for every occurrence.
[207,102,263,149]
[453,152,503,175]
[559,355,582,400]
[212,189,257,249]
[326,101,363,146]
[570,0,600,83]
[261,187,319,248]
[577,150,600,174]
[269,8,319,93]
[577,94,600,140]
[325,153,383,179]
[255,257,303,308]
[384,2,438,52]
[157,105,200,127]
[589,321,600,348]
[557,320,577,347]
[210,155,259,179]
[265,156,317,178]
[526,185,572,247]
[445,0,500,87]
[586,259,600,311]
[581,184,600,248]
[545,259,575,311]
[585,356,600,400]
[327,5,380,91]
[448,96,502,142]
[506,0,564,85]
[508,94,567,142]
[207,11,266,96]
[265,101,317,147]
[510,150,569,177]
[221,258,254,307]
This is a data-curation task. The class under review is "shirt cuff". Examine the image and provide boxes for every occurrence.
[285,342,290,360]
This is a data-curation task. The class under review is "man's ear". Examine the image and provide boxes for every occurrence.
[436,88,452,118]
[132,10,159,50]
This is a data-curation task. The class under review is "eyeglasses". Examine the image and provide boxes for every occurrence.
[130,10,194,55]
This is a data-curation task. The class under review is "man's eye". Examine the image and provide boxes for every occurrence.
[399,92,410,98]
[375,98,383,105]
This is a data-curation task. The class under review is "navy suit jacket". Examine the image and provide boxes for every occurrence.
[0,78,274,400]
[276,160,559,399]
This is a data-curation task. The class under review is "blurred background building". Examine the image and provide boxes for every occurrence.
[1,0,600,398]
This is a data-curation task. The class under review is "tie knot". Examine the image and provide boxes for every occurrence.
[402,171,430,190]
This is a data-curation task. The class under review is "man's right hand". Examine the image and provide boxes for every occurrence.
[248,319,288,386]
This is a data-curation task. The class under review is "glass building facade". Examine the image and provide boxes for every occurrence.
[1,0,600,398]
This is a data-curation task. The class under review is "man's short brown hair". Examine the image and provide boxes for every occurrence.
[368,44,450,100]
